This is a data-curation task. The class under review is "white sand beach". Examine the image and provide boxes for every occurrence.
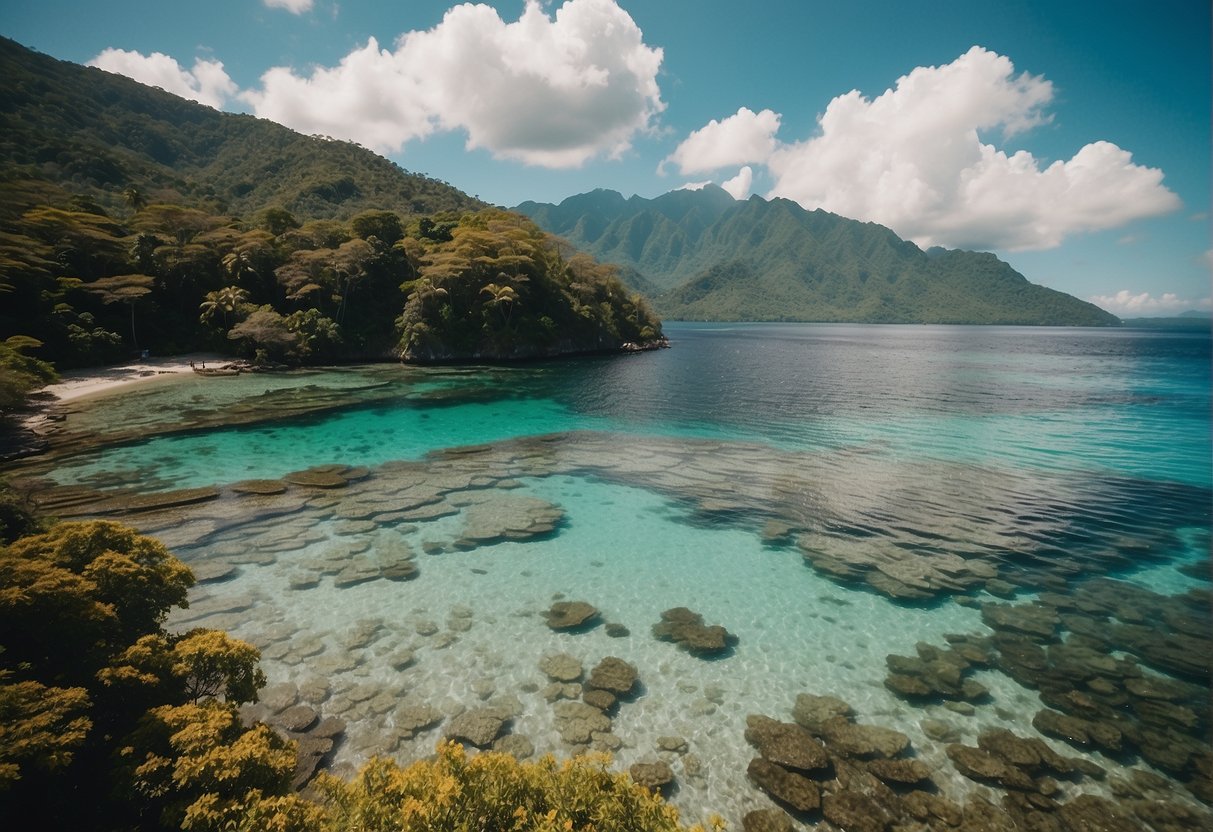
[40,354,230,404]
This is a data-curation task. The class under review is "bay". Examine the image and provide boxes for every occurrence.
[22,323,1212,823]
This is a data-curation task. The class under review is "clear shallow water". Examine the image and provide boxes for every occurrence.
[50,324,1212,491]
[35,323,1213,823]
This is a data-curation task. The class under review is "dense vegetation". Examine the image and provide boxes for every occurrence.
[0,517,714,832]
[516,186,1121,326]
[0,38,662,425]
[397,210,662,361]
[0,37,481,222]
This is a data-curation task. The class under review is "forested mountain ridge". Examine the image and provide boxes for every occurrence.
[0,38,662,387]
[516,186,1120,326]
[0,37,481,220]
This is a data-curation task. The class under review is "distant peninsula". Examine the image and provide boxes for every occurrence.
[516,186,1120,326]
[0,38,663,372]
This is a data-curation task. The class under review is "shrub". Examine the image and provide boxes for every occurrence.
[317,741,723,832]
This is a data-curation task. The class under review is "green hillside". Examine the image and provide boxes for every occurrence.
[0,37,481,220]
[516,186,1120,326]
[0,38,662,380]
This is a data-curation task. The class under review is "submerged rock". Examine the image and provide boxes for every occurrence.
[544,601,599,631]
[394,704,443,737]
[582,689,616,712]
[656,735,688,754]
[277,704,319,733]
[538,652,583,682]
[792,693,853,732]
[822,791,895,832]
[864,757,932,787]
[744,715,831,773]
[652,606,736,657]
[945,744,1036,791]
[819,716,910,760]
[231,479,288,495]
[629,760,674,793]
[445,707,509,748]
[981,602,1060,641]
[491,734,535,760]
[747,758,821,813]
[552,700,611,745]
[742,809,794,832]
[283,467,350,489]
[455,494,564,547]
[1032,709,1092,748]
[586,657,638,696]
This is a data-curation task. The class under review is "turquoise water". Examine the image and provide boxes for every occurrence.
[40,323,1213,822]
[50,323,1213,490]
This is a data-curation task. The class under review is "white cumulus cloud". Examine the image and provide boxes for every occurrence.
[264,0,314,12]
[240,0,664,166]
[669,46,1179,252]
[664,107,780,175]
[720,166,753,199]
[240,38,436,152]
[265,0,315,12]
[1089,290,1212,317]
[89,48,237,109]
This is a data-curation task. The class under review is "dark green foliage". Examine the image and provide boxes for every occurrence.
[0,339,57,414]
[395,210,663,361]
[0,481,45,545]
[0,38,482,223]
[0,37,653,376]
[517,186,1120,326]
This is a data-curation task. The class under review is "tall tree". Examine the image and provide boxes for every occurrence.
[83,274,155,351]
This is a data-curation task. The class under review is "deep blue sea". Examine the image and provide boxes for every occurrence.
[43,323,1213,821]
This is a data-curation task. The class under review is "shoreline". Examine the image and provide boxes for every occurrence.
[5,354,230,460]
[39,353,230,404]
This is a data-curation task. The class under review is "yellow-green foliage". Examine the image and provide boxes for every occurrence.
[0,519,290,829]
[99,627,267,708]
[0,520,194,681]
[0,518,717,832]
[0,675,91,787]
[318,741,722,832]
[118,699,315,832]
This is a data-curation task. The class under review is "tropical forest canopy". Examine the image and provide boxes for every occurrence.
[0,37,661,404]
[516,186,1121,326]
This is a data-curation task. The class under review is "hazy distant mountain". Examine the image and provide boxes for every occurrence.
[516,186,1119,326]
[1121,313,1211,330]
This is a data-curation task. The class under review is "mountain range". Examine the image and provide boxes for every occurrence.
[516,187,1119,326]
[1,36,1116,328]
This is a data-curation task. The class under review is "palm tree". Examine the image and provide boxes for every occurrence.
[222,250,255,284]
[199,286,250,328]
[480,281,521,327]
[122,186,147,212]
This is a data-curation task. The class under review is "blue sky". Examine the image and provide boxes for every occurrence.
[5,0,1209,315]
